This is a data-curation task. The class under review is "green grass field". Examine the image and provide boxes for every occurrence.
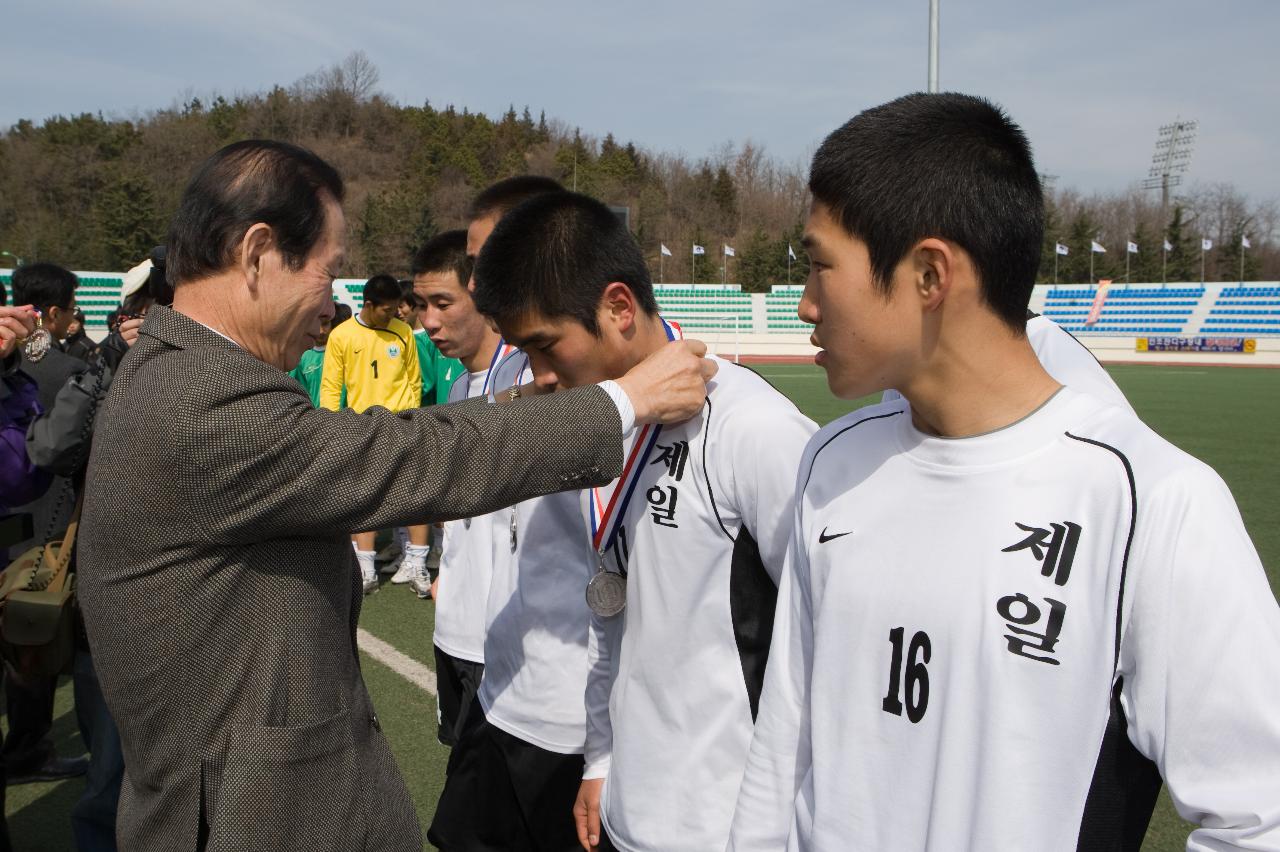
[6,363,1277,850]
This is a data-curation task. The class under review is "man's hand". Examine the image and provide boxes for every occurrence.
[616,340,717,425]
[118,316,144,348]
[574,778,605,851]
[0,306,37,360]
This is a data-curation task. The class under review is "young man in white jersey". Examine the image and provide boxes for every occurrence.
[409,229,507,750]
[429,175,609,852]
[471,191,817,852]
[729,93,1280,851]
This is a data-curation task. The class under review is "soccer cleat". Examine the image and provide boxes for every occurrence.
[390,560,416,584]
[362,572,379,595]
[380,557,404,576]
[410,566,433,599]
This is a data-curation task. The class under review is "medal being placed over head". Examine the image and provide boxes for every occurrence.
[586,570,627,618]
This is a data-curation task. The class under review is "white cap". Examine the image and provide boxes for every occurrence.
[121,258,154,299]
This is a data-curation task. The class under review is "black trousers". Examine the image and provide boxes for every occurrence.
[428,699,584,852]
[433,645,484,747]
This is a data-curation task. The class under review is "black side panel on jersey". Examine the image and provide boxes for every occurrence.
[729,526,776,721]
[1075,677,1163,851]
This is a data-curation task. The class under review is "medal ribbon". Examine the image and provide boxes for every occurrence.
[482,339,517,397]
[589,319,683,556]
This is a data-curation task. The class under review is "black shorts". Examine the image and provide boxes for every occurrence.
[434,645,484,747]
[428,699,585,852]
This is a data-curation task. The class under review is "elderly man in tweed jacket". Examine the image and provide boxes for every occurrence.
[77,140,713,852]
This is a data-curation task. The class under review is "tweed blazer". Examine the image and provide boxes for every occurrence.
[78,306,624,852]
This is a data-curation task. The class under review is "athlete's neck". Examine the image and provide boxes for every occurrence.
[898,318,1061,438]
[461,327,503,373]
[616,313,672,376]
[358,306,386,329]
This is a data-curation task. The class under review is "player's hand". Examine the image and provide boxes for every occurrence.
[574,778,605,851]
[118,316,144,348]
[0,306,38,360]
[616,339,716,425]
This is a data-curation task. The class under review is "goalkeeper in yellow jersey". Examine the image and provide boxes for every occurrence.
[321,274,427,593]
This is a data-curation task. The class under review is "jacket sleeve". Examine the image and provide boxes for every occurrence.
[178,368,625,544]
[26,363,112,477]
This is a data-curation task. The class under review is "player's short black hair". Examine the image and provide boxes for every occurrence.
[167,139,344,287]
[810,92,1043,331]
[472,191,657,336]
[467,175,564,224]
[363,274,403,306]
[333,302,353,324]
[12,263,78,312]
[410,230,472,285]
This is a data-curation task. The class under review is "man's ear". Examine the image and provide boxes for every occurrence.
[239,223,275,293]
[912,238,954,313]
[601,282,638,334]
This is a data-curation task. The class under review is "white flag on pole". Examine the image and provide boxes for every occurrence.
[1091,240,1106,254]
[1242,235,1252,249]
[788,244,797,260]
[692,244,706,256]
[723,245,736,257]
[1163,238,1173,252]
[1055,243,1069,256]
[660,244,672,257]
[1202,238,1213,251]
[1127,241,1139,254]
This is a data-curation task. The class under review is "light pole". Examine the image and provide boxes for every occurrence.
[928,0,940,92]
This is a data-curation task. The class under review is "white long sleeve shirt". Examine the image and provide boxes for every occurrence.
[729,388,1280,851]
[584,357,817,852]
[478,352,600,753]
[431,369,496,663]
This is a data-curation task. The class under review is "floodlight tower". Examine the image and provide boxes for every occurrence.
[1142,118,1197,221]
[928,0,940,92]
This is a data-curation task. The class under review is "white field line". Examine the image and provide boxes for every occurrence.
[357,628,438,696]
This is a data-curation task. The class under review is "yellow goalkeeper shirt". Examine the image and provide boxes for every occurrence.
[320,316,422,413]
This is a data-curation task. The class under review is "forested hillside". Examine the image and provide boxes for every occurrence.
[1,52,1274,287]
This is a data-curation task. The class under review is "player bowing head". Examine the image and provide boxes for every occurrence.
[475,190,817,852]
[472,192,660,392]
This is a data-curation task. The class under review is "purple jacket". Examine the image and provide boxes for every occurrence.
[1,356,50,511]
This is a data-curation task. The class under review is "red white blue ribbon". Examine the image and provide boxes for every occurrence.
[482,339,517,397]
[589,319,683,555]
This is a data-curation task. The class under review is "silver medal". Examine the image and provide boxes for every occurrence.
[585,570,626,617]
[21,325,51,363]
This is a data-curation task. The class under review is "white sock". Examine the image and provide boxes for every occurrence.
[403,544,430,567]
[356,549,377,576]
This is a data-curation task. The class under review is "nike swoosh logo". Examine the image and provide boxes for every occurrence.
[818,527,852,544]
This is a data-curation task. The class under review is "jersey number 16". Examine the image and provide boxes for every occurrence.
[882,627,931,723]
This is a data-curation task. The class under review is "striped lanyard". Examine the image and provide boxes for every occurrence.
[588,319,683,560]
[482,338,517,397]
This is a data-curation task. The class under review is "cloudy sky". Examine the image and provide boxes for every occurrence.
[3,0,1276,198]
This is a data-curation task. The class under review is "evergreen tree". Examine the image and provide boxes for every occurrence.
[95,170,162,270]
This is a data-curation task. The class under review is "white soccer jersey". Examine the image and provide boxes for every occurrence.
[477,351,599,754]
[883,314,1132,413]
[730,388,1280,851]
[585,356,817,852]
[432,363,504,663]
